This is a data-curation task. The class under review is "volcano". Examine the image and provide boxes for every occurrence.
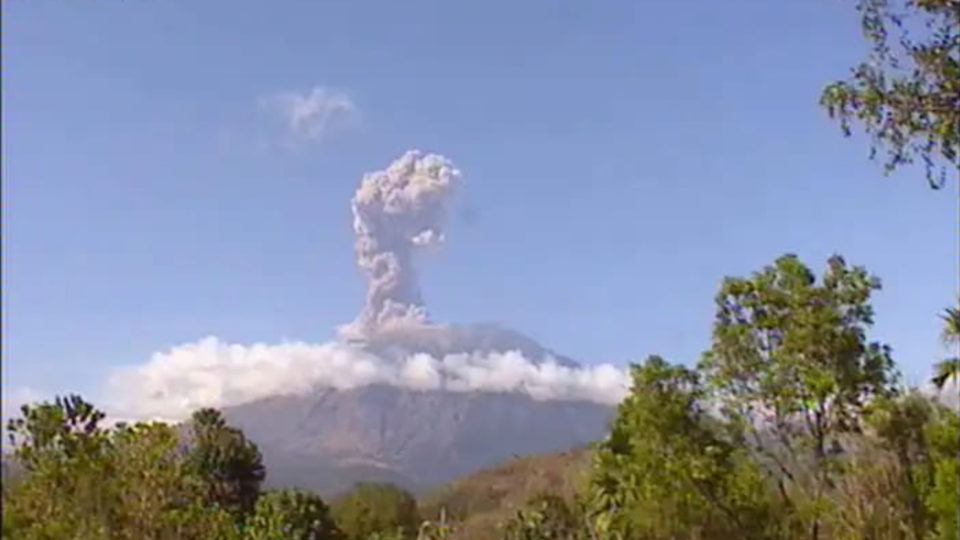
[114,151,625,494]
[223,323,613,495]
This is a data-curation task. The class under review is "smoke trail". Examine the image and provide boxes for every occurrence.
[340,150,460,339]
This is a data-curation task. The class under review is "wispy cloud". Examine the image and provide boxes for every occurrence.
[260,86,358,144]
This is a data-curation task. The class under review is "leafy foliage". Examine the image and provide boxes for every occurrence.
[3,396,239,540]
[331,483,421,540]
[501,493,584,540]
[418,447,591,539]
[245,489,344,540]
[821,0,959,187]
[185,408,266,520]
[588,356,780,540]
[698,254,901,538]
[699,254,896,510]
[932,303,960,390]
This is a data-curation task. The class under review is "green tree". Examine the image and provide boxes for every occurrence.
[110,421,241,540]
[5,394,110,471]
[501,493,583,540]
[821,0,959,188]
[587,356,778,540]
[929,302,960,540]
[698,254,898,539]
[939,304,960,344]
[413,509,456,540]
[331,483,421,540]
[932,304,960,391]
[3,395,115,539]
[922,402,960,540]
[185,408,266,520]
[860,392,944,537]
[3,396,238,540]
[244,489,344,540]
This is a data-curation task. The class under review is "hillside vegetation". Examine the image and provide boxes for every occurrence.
[419,448,593,539]
[3,253,958,540]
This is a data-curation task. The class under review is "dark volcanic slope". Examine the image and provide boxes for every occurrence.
[223,385,613,496]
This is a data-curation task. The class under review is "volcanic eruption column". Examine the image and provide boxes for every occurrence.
[340,150,460,339]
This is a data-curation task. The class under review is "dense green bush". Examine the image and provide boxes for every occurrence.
[331,483,421,540]
[2,396,241,540]
[501,494,584,540]
[245,489,344,539]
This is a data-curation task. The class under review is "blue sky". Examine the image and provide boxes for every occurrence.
[3,0,957,408]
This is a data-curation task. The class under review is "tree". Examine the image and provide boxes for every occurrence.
[244,489,344,540]
[821,0,959,188]
[932,304,960,391]
[3,396,238,540]
[825,392,957,540]
[922,401,960,540]
[185,408,266,520]
[331,483,421,540]
[932,358,960,392]
[414,509,456,540]
[587,356,778,540]
[5,394,109,471]
[861,392,942,537]
[939,304,960,344]
[930,302,960,540]
[109,422,241,540]
[3,395,115,539]
[501,493,583,540]
[698,254,898,539]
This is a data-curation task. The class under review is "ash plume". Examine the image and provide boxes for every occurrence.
[340,150,460,339]
[105,151,630,420]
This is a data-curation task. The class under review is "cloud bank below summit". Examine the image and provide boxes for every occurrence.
[108,336,629,420]
[107,151,631,420]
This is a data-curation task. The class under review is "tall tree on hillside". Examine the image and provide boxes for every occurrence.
[185,408,266,520]
[698,254,898,539]
[821,0,959,188]
[588,356,779,540]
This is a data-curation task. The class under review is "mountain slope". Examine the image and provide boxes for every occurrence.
[223,385,611,496]
[419,447,595,540]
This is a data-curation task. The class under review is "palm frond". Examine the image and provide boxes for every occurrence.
[931,357,960,391]
[939,305,960,346]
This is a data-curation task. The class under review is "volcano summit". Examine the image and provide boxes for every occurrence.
[109,151,626,493]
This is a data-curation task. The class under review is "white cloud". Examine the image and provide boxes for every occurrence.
[106,336,631,421]
[261,86,357,142]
